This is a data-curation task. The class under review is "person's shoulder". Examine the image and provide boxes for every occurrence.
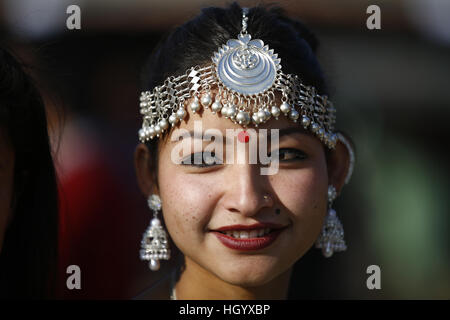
[132,272,173,300]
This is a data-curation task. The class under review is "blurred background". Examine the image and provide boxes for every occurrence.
[0,0,448,299]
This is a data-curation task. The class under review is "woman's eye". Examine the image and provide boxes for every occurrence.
[269,148,307,162]
[181,152,222,167]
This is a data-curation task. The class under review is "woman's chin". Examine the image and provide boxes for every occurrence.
[212,264,283,287]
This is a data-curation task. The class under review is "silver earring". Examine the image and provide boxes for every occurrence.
[315,185,347,258]
[139,194,171,271]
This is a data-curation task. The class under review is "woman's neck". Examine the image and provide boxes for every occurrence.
[174,257,292,300]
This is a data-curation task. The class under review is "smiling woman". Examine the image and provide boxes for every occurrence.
[133,2,354,300]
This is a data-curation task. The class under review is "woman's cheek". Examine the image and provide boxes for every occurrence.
[274,167,327,254]
[159,169,214,244]
[276,167,326,214]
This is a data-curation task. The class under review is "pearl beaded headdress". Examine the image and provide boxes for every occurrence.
[138,7,338,149]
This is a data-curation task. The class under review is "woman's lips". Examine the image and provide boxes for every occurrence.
[210,224,286,251]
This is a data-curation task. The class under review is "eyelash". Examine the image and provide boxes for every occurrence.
[181,152,222,168]
[269,148,307,162]
[181,148,307,168]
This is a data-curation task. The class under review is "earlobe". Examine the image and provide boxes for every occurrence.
[134,143,159,197]
[327,132,355,195]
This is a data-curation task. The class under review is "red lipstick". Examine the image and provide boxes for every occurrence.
[214,223,284,232]
[210,223,286,251]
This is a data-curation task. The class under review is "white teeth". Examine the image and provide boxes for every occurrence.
[249,230,258,238]
[222,228,273,238]
[239,231,249,239]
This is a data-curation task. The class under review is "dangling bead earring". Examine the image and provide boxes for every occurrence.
[139,194,171,271]
[315,185,347,258]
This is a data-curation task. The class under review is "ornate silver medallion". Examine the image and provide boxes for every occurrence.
[212,33,281,96]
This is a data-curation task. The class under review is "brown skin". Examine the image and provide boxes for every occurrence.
[0,128,15,253]
[135,94,350,299]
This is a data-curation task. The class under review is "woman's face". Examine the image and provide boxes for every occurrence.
[153,96,330,286]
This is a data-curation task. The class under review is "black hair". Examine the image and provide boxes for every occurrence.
[139,2,332,296]
[0,46,59,299]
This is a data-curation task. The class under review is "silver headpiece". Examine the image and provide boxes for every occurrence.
[138,7,338,148]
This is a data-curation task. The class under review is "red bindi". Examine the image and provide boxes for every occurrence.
[238,130,250,143]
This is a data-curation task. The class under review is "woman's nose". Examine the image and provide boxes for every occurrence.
[221,163,274,217]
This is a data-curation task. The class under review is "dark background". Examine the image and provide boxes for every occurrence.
[1,0,448,299]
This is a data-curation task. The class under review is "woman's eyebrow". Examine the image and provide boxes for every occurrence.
[170,130,233,145]
[170,126,311,143]
[171,130,220,143]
